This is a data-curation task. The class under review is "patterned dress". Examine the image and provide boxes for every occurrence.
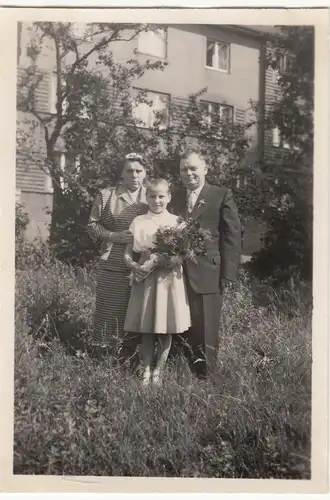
[87,183,148,346]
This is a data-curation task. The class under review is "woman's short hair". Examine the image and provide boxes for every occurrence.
[146,178,170,194]
[124,152,145,167]
[116,152,146,181]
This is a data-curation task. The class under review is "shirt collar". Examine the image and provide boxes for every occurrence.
[187,183,205,197]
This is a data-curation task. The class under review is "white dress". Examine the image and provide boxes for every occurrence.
[124,210,191,335]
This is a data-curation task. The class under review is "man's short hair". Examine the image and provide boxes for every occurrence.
[180,148,207,167]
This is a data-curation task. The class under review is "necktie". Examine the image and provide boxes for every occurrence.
[187,191,195,213]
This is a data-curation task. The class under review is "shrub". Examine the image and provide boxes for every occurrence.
[249,178,313,283]
[16,260,94,352]
[15,203,55,271]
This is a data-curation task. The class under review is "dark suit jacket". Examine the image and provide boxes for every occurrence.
[168,182,241,294]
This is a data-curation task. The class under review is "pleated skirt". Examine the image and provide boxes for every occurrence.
[124,265,191,335]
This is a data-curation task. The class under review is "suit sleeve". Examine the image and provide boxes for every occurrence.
[219,188,241,281]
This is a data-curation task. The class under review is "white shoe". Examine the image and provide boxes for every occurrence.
[142,370,151,387]
[152,369,163,387]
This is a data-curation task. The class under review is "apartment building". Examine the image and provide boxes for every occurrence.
[16,23,281,248]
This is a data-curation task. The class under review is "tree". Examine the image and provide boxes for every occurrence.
[17,22,165,240]
[17,22,250,267]
[249,26,314,282]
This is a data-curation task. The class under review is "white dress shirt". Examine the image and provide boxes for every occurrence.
[187,184,204,213]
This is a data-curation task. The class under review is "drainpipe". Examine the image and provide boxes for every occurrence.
[258,38,266,168]
[17,21,22,65]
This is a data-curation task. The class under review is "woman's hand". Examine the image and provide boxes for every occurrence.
[132,263,152,282]
[111,230,133,244]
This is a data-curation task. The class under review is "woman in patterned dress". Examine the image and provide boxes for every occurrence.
[87,153,148,361]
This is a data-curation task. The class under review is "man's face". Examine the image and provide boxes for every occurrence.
[179,153,208,191]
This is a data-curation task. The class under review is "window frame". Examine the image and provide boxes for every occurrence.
[131,87,171,130]
[205,38,231,74]
[137,28,168,60]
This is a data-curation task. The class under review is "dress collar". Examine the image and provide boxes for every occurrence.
[147,209,170,220]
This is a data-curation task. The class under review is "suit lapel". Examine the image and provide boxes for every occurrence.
[189,183,211,220]
[173,185,188,218]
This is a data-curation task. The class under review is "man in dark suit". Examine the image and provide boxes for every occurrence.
[168,150,241,377]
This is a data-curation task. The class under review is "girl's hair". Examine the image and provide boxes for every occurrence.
[146,178,170,194]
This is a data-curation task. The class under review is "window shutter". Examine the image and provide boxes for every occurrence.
[235,109,245,125]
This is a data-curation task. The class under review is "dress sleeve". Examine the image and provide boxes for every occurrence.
[129,218,141,253]
[87,191,111,243]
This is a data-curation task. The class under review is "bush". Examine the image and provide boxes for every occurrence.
[14,264,312,478]
[16,260,94,351]
[15,203,55,271]
[249,178,313,284]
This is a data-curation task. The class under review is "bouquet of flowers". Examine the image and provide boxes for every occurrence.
[129,217,212,285]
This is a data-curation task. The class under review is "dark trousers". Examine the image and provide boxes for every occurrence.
[172,282,223,378]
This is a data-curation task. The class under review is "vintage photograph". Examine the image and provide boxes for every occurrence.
[15,20,314,479]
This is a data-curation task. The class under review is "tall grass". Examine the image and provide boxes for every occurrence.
[14,261,312,478]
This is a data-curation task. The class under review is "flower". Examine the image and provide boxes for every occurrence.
[197,199,206,208]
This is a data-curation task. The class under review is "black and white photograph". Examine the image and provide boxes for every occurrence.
[0,7,328,491]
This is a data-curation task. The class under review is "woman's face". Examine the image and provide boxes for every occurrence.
[122,160,146,192]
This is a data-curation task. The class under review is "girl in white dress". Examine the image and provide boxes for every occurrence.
[124,179,191,386]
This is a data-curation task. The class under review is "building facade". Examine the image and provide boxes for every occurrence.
[16,23,282,251]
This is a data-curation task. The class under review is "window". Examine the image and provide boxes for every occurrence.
[206,39,230,72]
[15,188,21,202]
[272,126,292,150]
[271,68,280,85]
[236,174,248,189]
[45,173,54,194]
[271,53,288,84]
[132,89,170,130]
[46,152,80,191]
[49,73,57,115]
[60,154,81,189]
[137,28,167,59]
[272,126,281,148]
[201,101,233,125]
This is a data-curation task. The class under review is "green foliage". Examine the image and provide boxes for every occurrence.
[15,262,311,478]
[250,26,314,281]
[249,176,313,283]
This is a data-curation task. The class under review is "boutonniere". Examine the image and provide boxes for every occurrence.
[197,199,206,209]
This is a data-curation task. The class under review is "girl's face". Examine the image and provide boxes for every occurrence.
[146,186,171,214]
[122,160,146,192]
